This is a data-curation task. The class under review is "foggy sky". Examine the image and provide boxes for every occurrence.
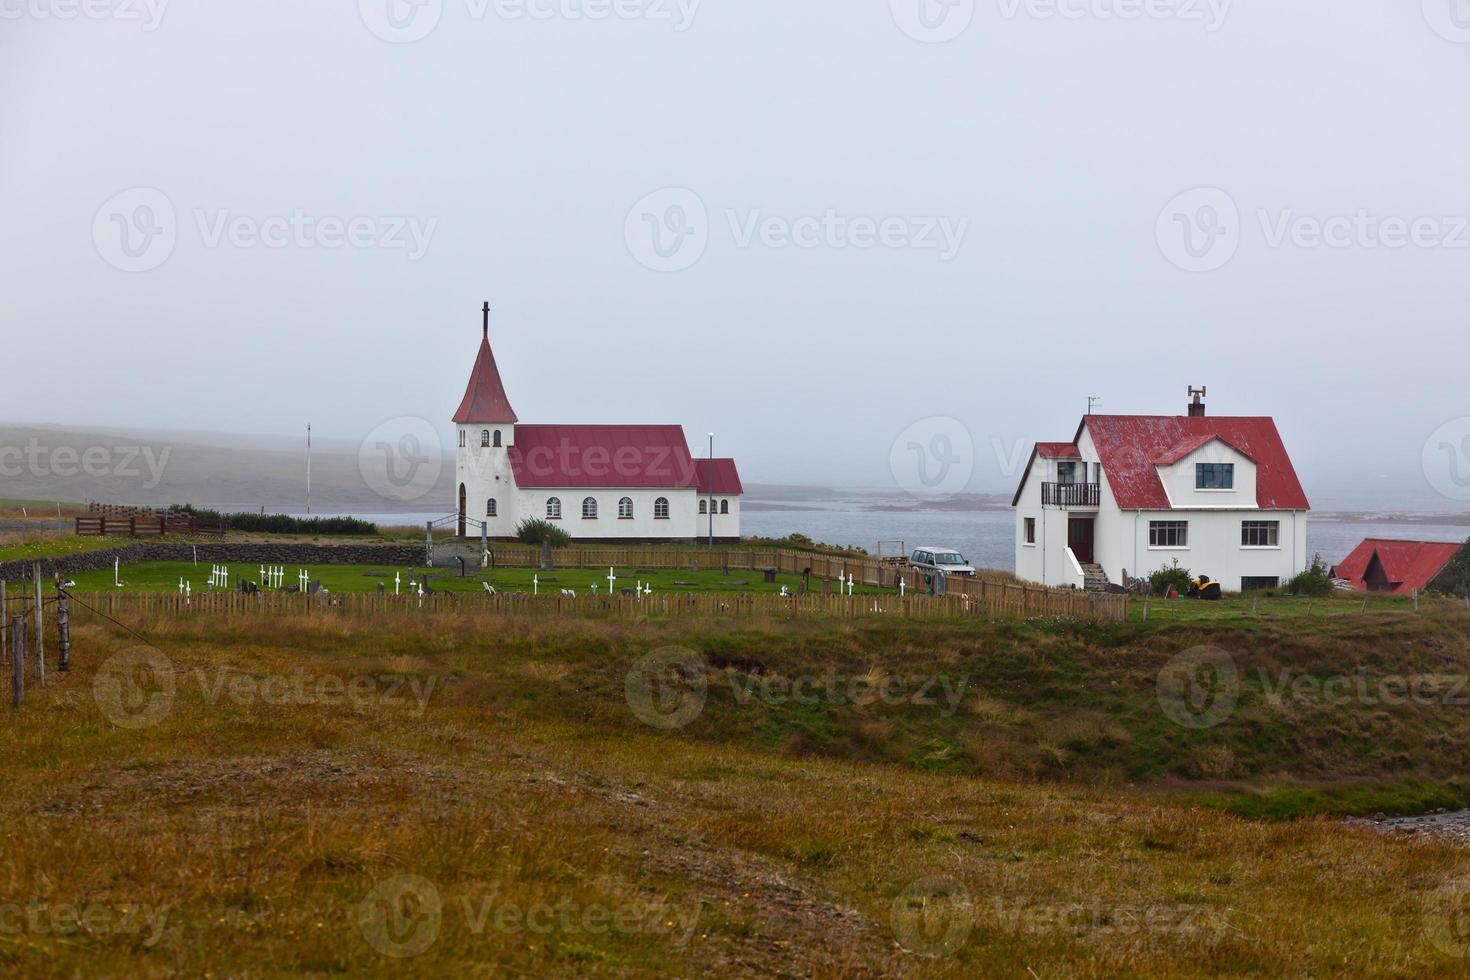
[4,1,1469,511]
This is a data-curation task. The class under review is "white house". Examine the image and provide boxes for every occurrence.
[453,304,742,543]
[1012,393,1310,592]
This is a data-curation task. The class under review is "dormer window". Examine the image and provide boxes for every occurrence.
[1196,463,1234,489]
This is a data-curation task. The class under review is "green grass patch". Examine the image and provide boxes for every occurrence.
[1186,781,1470,820]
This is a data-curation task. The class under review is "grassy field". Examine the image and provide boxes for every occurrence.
[5,611,1470,974]
[65,560,893,597]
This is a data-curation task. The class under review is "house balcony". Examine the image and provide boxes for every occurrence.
[1042,482,1100,508]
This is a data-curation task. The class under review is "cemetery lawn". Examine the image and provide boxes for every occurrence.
[65,560,895,597]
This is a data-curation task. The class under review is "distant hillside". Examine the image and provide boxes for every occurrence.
[0,424,455,514]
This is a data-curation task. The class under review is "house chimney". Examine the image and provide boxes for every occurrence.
[1188,386,1207,417]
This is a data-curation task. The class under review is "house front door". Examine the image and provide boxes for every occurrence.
[1068,517,1095,564]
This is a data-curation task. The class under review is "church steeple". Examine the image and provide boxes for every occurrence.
[453,301,518,424]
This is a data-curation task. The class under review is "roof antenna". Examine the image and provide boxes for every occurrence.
[482,301,490,340]
[1087,396,1101,416]
[1188,386,1207,418]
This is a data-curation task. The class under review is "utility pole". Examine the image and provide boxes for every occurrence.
[306,423,312,515]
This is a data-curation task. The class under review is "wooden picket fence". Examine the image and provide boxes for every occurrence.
[67,584,1127,624]
[75,515,227,538]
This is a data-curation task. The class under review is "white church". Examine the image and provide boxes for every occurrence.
[454,304,743,543]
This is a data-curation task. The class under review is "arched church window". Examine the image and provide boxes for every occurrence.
[720,500,729,514]
[493,430,502,447]
[487,499,497,518]
[698,500,707,515]
[618,497,633,519]
[582,497,598,519]
[546,497,562,519]
[481,430,491,447]
[654,497,669,520]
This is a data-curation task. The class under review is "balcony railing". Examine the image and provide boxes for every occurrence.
[1042,482,1100,507]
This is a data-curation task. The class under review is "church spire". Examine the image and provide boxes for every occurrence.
[453,302,518,424]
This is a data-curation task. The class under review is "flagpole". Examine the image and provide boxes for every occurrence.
[306,423,312,516]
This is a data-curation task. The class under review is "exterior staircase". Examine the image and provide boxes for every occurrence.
[1081,562,1108,593]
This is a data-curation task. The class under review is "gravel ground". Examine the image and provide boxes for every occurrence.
[1348,809,1470,844]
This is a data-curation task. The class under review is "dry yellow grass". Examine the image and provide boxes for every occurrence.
[2,613,1470,976]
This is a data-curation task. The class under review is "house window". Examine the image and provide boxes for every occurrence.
[582,497,598,519]
[1024,517,1036,544]
[654,497,670,520]
[1241,520,1280,547]
[486,499,496,518]
[546,497,561,520]
[1149,521,1189,548]
[698,500,707,515]
[1056,461,1080,484]
[618,497,633,519]
[1242,576,1280,591]
[459,431,466,448]
[1196,463,1234,489]
[493,430,502,448]
[481,430,491,447]
[720,500,729,515]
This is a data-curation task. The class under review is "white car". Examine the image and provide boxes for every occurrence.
[910,547,976,577]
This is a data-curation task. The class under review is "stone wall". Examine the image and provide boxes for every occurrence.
[0,543,423,584]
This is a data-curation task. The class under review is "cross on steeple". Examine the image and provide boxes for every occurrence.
[482,300,490,340]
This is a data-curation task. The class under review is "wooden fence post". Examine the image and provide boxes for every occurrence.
[11,615,25,707]
[32,563,43,682]
[55,579,71,672]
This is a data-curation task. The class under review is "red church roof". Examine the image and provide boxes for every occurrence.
[694,458,744,495]
[508,425,700,489]
[1081,415,1309,511]
[1331,539,1464,595]
[453,322,518,424]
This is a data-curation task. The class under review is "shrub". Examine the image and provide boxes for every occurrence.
[515,518,571,548]
[169,505,376,536]
[1284,554,1335,597]
[1148,559,1193,595]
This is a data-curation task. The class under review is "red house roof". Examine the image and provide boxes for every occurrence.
[1081,415,1309,511]
[1153,433,1255,466]
[1036,442,1081,458]
[508,425,699,489]
[453,325,518,424]
[694,458,744,495]
[1331,539,1465,595]
[1013,415,1310,510]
